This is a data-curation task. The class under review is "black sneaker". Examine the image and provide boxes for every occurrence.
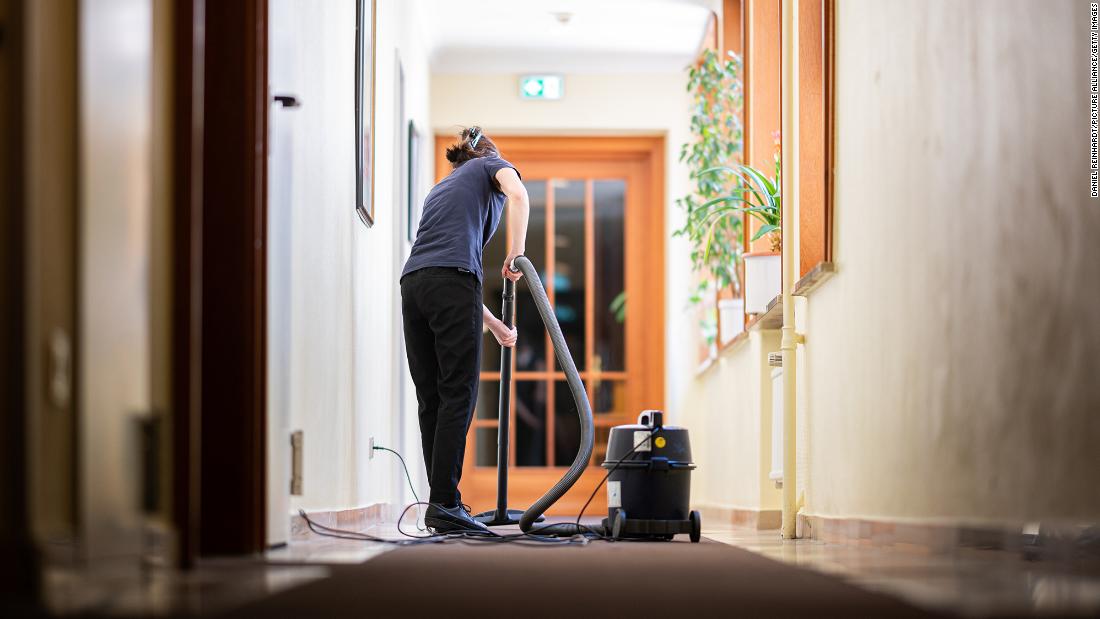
[425,503,493,535]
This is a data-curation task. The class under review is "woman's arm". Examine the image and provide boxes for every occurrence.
[483,304,517,347]
[495,167,529,282]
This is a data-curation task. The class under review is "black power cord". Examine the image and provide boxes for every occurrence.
[298,503,589,547]
[573,427,659,535]
[298,436,670,546]
[372,445,427,532]
[297,444,596,547]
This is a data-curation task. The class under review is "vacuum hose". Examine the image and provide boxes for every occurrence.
[512,256,595,533]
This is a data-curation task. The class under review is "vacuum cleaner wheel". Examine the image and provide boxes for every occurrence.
[612,510,627,540]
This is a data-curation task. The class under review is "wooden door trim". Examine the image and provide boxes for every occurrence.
[434,135,667,174]
[198,0,268,556]
[172,0,205,569]
[0,0,41,596]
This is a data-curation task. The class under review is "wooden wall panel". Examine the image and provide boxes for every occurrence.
[746,0,782,254]
[723,0,744,56]
[798,0,826,276]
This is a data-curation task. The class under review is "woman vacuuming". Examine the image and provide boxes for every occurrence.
[400,127,529,534]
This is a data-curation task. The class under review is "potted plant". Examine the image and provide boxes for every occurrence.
[675,49,745,342]
[693,130,782,314]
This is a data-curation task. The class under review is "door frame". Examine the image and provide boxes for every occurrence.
[432,135,666,515]
[1,0,40,600]
[171,0,204,568]
[193,0,269,557]
[170,0,269,562]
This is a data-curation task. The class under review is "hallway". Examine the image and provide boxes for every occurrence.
[4,0,1100,617]
[36,518,1100,617]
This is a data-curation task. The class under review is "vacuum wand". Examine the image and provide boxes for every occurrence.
[492,275,516,522]
[473,261,544,527]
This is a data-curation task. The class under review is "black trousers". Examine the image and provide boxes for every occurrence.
[400,267,483,506]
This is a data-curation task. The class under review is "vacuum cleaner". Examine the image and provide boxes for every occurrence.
[474,256,701,542]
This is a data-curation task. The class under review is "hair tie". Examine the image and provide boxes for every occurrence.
[470,128,482,148]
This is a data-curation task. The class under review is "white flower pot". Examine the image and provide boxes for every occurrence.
[718,297,744,344]
[743,252,781,314]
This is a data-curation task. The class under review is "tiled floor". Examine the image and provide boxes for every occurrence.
[35,520,410,616]
[703,523,1100,618]
[41,561,330,617]
[33,515,1100,617]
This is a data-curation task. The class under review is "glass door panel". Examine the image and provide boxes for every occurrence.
[475,427,497,467]
[515,379,547,466]
[475,380,499,420]
[553,380,582,467]
[592,380,627,416]
[551,179,586,372]
[481,215,507,371]
[594,180,626,372]
[515,180,547,372]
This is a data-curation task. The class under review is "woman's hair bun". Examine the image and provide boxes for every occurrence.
[445,126,499,168]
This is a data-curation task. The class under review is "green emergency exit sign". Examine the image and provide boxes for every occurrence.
[519,75,563,100]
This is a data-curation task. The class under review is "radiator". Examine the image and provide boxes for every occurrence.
[769,366,783,485]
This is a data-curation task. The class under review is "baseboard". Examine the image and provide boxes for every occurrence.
[797,512,1009,553]
[797,513,1100,562]
[290,503,399,541]
[699,505,782,530]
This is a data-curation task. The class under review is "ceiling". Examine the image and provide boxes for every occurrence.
[425,0,716,74]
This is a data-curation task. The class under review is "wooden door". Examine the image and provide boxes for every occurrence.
[24,0,79,551]
[433,136,666,516]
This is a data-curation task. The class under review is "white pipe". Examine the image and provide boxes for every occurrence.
[780,0,801,540]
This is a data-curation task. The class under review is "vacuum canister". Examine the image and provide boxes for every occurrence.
[602,410,696,527]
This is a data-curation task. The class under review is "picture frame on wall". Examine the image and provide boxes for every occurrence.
[355,0,377,227]
[407,120,420,242]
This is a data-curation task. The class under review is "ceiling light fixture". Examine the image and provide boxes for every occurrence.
[549,11,573,25]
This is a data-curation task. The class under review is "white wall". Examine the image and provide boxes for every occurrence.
[431,72,698,418]
[267,0,435,518]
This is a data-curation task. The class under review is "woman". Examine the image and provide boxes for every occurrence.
[400,126,529,534]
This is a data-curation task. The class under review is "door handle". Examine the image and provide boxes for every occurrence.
[273,94,301,108]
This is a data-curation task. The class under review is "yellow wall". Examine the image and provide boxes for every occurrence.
[685,0,1100,525]
[799,0,1100,524]
[679,331,782,513]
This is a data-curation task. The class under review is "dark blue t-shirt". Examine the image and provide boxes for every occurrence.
[401,156,519,282]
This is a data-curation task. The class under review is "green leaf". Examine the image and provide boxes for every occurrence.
[693,165,739,179]
[609,290,627,323]
[751,224,780,241]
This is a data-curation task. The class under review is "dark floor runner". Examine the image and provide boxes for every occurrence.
[223,537,947,618]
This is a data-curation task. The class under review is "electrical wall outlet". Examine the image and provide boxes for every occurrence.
[368,436,375,459]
